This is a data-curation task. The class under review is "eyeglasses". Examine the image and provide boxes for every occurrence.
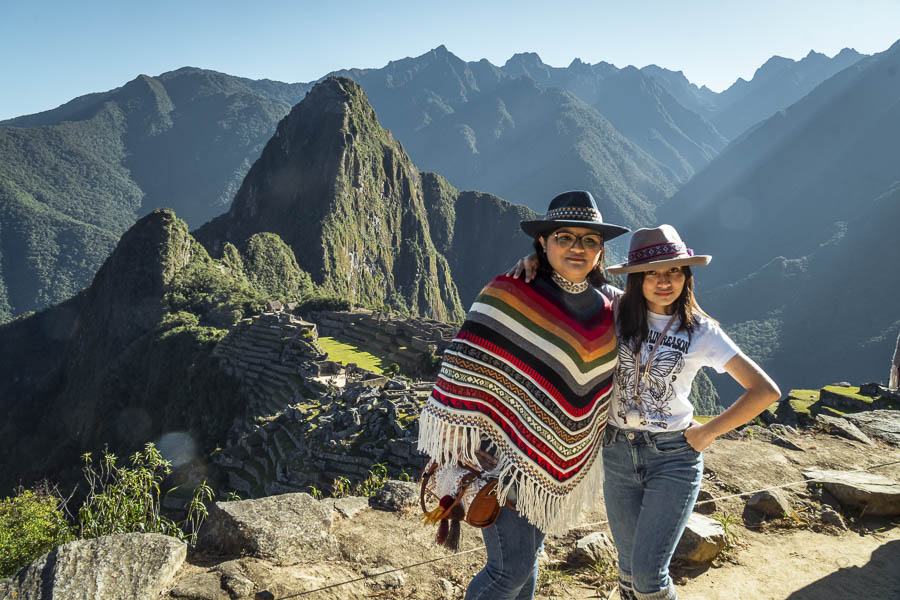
[552,231,603,251]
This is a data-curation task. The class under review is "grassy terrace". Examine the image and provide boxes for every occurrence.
[316,336,391,374]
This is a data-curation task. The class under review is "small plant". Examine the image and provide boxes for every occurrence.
[354,463,388,497]
[308,485,323,500]
[331,476,351,499]
[712,511,741,552]
[398,470,412,483]
[536,563,574,591]
[184,481,213,546]
[581,557,618,591]
[384,363,401,377]
[782,507,810,529]
[224,491,243,502]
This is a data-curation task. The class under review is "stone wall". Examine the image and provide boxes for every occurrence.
[306,309,458,375]
[212,311,328,432]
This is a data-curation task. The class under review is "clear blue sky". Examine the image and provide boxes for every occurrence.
[2,0,899,120]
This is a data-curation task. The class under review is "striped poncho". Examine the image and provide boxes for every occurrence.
[418,274,617,532]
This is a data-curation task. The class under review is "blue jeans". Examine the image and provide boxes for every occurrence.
[465,505,546,600]
[602,425,703,600]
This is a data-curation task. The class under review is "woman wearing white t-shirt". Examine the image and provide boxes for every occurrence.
[602,225,780,600]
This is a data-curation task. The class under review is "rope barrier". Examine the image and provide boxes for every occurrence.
[276,546,486,599]
[261,457,900,599]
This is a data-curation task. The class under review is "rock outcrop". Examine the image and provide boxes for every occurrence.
[803,468,900,516]
[3,533,185,600]
[198,493,338,562]
[674,513,727,563]
[845,410,900,446]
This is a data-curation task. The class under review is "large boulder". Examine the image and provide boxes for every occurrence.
[802,468,900,516]
[674,513,727,563]
[4,533,185,600]
[372,480,419,511]
[844,410,900,446]
[746,489,792,517]
[198,493,338,562]
[568,531,617,567]
[816,413,875,446]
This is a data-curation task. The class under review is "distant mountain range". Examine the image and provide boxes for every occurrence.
[0,69,309,319]
[643,48,864,139]
[661,39,900,391]
[2,40,896,405]
[0,46,863,323]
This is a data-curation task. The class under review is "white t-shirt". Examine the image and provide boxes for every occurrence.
[607,308,740,431]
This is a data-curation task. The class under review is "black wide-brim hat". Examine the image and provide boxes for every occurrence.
[520,191,630,241]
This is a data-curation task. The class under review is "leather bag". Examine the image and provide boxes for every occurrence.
[419,461,507,549]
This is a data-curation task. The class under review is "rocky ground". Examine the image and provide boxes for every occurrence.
[7,425,897,600]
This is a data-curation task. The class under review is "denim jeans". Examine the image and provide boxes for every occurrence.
[465,505,546,600]
[602,425,703,600]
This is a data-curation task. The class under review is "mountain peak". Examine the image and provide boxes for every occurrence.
[503,52,547,69]
[193,77,463,321]
[835,47,861,58]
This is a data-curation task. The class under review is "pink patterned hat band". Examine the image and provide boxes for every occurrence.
[627,241,694,264]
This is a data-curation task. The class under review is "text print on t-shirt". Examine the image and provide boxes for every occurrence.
[615,330,688,429]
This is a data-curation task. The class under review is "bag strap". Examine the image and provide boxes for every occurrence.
[419,462,482,522]
[420,462,438,514]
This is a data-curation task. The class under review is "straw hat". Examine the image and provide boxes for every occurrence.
[520,191,629,241]
[607,224,711,274]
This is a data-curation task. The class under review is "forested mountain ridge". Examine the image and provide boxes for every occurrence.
[193,77,466,322]
[641,48,865,138]
[0,68,310,322]
[661,40,900,392]
[1,46,863,323]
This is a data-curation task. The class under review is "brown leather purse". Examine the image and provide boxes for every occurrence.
[419,461,507,550]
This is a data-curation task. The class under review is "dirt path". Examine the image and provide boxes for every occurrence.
[674,528,900,600]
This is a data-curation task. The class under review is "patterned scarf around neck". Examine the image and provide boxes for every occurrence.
[418,275,617,532]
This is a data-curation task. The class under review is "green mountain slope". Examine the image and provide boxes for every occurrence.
[194,77,465,322]
[0,208,316,494]
[660,40,900,392]
[502,53,727,183]
[0,68,310,321]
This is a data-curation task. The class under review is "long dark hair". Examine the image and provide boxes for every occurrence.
[532,233,607,288]
[617,266,715,351]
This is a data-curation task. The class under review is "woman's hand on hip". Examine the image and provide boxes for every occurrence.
[684,423,716,452]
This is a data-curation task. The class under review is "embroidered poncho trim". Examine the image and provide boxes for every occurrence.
[418,275,616,532]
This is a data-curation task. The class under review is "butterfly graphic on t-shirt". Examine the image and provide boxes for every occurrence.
[615,346,685,423]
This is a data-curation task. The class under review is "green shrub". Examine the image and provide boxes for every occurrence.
[78,443,211,545]
[0,488,74,577]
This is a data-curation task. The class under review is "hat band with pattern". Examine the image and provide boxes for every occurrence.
[545,206,603,222]
[628,241,695,265]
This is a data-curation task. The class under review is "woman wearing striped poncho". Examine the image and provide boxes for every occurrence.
[417,190,629,600]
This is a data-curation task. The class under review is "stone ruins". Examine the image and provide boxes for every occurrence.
[307,308,457,375]
[197,307,437,501]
